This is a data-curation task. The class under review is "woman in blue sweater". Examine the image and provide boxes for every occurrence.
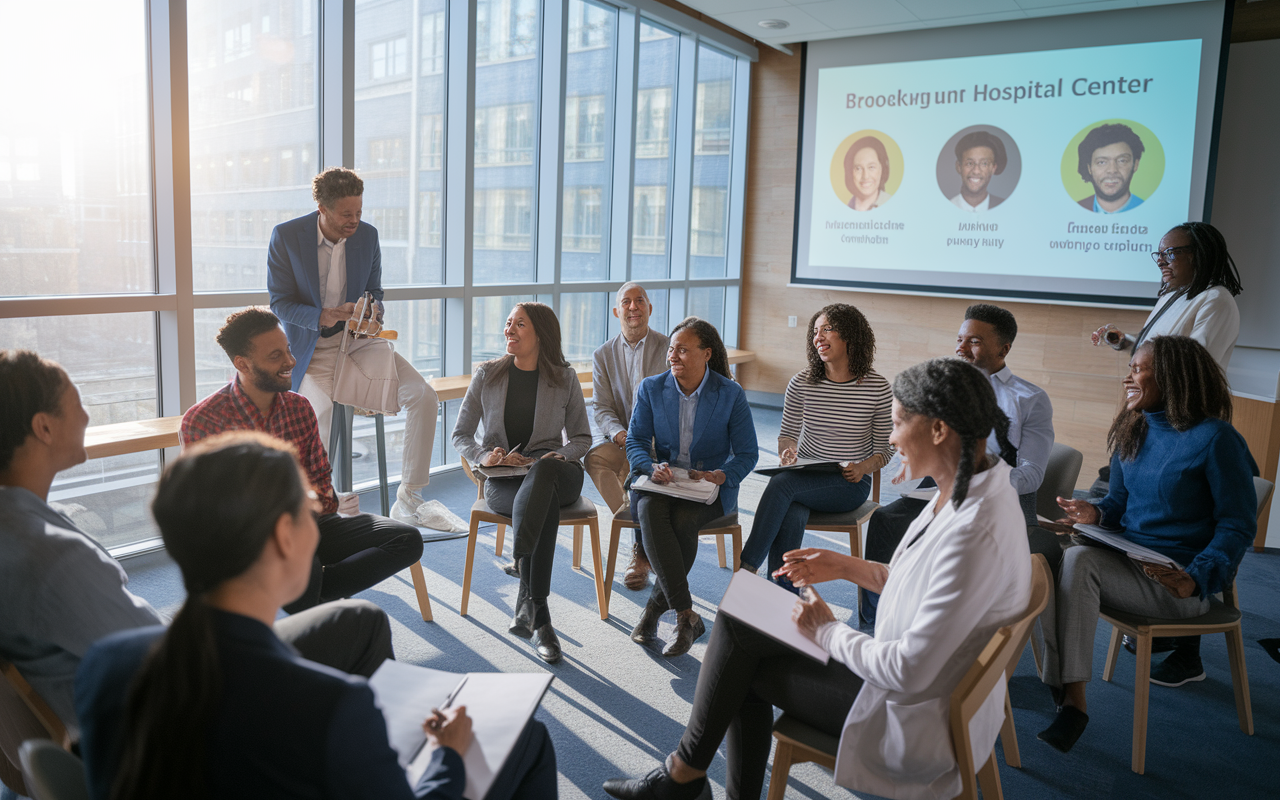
[1038,335,1256,753]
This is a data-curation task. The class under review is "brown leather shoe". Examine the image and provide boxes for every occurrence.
[663,610,706,657]
[623,543,651,591]
[631,590,668,644]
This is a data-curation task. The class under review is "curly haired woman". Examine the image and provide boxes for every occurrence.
[738,303,892,589]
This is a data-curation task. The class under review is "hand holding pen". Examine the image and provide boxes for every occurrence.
[421,677,473,754]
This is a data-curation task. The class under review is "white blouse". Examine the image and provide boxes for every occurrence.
[814,460,1031,800]
[1124,286,1239,369]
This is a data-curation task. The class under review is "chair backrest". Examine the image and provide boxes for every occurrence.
[1036,444,1083,520]
[1253,477,1274,517]
[18,739,89,800]
[460,456,486,499]
[948,554,1051,798]
[1,659,71,797]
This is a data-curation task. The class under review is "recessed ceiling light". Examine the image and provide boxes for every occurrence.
[758,19,790,30]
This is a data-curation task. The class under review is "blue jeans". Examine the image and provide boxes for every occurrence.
[739,470,872,582]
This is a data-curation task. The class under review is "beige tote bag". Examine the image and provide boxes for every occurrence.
[331,293,401,415]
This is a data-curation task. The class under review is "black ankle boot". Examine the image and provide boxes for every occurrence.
[527,598,561,664]
[631,589,669,644]
[663,609,706,657]
[509,572,533,638]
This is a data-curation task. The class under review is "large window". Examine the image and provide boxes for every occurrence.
[3,0,751,554]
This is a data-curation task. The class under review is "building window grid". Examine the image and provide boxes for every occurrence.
[4,1,748,552]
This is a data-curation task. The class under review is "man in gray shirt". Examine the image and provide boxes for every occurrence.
[0,350,393,743]
[587,283,670,590]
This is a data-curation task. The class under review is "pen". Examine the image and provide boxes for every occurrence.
[416,676,469,759]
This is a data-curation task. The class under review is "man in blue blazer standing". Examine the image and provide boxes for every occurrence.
[268,168,440,528]
[626,317,757,657]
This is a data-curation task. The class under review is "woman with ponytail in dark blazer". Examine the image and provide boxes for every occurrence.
[75,431,557,800]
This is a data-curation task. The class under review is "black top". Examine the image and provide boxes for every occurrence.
[75,611,464,800]
[504,362,539,453]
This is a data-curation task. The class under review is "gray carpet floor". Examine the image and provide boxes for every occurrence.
[120,406,1280,799]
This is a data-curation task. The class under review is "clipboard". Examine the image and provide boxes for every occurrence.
[754,458,845,477]
[718,571,830,664]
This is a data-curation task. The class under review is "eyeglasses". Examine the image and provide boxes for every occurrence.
[1150,246,1192,264]
[962,159,996,170]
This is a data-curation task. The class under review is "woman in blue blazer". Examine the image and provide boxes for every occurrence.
[626,317,758,657]
[76,431,557,800]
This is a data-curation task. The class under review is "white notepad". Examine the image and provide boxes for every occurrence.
[718,570,830,664]
[1072,523,1181,569]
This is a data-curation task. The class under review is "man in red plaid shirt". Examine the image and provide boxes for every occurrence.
[182,307,423,613]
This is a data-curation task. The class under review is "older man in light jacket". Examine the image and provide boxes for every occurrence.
[587,282,670,591]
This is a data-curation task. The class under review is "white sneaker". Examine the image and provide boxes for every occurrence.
[390,498,422,527]
[414,500,468,533]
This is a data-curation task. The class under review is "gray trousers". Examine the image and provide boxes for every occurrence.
[1040,543,1207,687]
[275,598,395,679]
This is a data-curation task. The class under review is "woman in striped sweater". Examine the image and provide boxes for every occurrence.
[739,303,893,589]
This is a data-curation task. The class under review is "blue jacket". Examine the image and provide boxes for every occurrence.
[1095,411,1257,598]
[75,612,463,800]
[626,369,758,513]
[267,211,384,391]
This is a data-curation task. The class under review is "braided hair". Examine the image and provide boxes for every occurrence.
[671,316,732,379]
[892,357,1016,510]
[1107,336,1232,461]
[1166,222,1243,299]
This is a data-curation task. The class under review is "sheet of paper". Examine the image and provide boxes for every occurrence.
[718,571,830,664]
[368,660,461,768]
[450,673,554,800]
[1072,523,1181,569]
[632,468,719,505]
[755,458,845,477]
[903,488,938,501]
[476,463,531,479]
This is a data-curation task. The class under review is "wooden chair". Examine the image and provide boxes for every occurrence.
[801,469,881,559]
[766,554,1051,800]
[601,507,741,615]
[1097,476,1271,774]
[459,458,609,620]
[1,659,70,798]
[327,404,434,622]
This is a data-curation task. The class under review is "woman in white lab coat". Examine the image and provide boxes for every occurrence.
[601,357,1032,800]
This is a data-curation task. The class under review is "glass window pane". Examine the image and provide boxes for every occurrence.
[560,0,616,282]
[471,294,535,368]
[691,45,734,278]
[688,286,725,332]
[355,1,447,287]
[1,2,153,297]
[1,313,160,549]
[189,0,320,292]
[631,21,678,280]
[560,292,609,369]
[473,0,540,285]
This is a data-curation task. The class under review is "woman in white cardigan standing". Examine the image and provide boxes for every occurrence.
[1092,221,1243,369]
[602,358,1031,800]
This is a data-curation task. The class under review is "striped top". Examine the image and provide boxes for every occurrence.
[780,371,893,463]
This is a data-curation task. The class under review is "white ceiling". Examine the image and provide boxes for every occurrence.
[677,0,1195,50]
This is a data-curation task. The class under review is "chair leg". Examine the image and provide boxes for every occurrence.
[765,740,795,800]
[603,521,624,607]
[715,532,727,569]
[1224,625,1254,735]
[1103,624,1122,682]
[408,562,433,622]
[850,523,862,560]
[731,527,742,571]
[494,524,506,557]
[1000,683,1021,769]
[461,516,482,617]
[587,520,609,620]
[573,525,583,570]
[375,414,390,517]
[1131,632,1152,774]
[977,751,1004,800]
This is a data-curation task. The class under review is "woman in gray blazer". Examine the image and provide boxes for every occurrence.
[451,302,591,663]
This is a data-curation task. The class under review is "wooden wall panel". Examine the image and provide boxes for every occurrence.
[739,47,1154,490]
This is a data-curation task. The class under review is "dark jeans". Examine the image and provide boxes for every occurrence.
[486,719,559,800]
[633,491,724,612]
[486,458,584,599]
[284,513,424,614]
[739,470,872,577]
[274,598,395,678]
[676,614,862,800]
[860,492,1061,625]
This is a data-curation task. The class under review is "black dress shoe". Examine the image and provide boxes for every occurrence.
[503,560,520,578]
[663,610,706,657]
[631,590,669,644]
[531,623,562,664]
[1037,706,1089,753]
[603,767,711,800]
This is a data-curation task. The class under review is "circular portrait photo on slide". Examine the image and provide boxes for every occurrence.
[830,130,903,212]
[1061,119,1165,214]
[935,125,1021,213]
